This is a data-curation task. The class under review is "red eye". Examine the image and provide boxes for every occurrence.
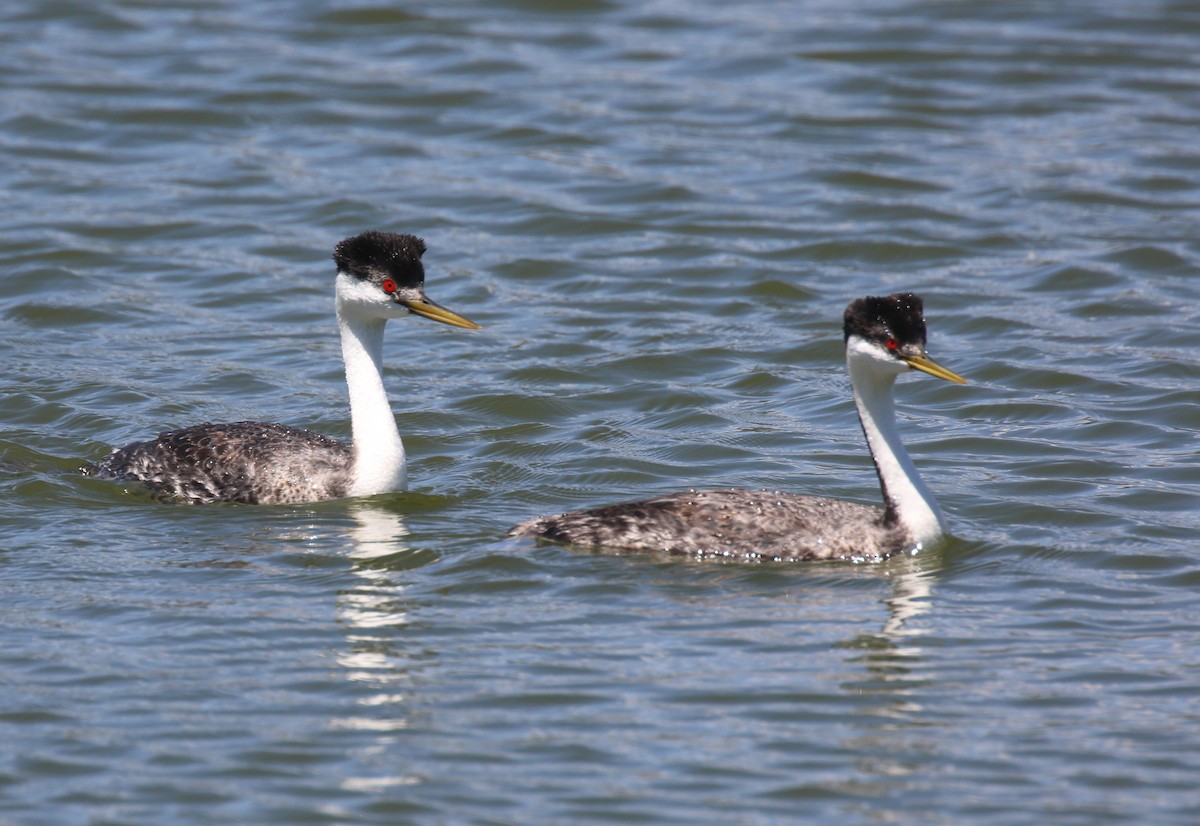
[381,279,397,294]
[886,338,898,351]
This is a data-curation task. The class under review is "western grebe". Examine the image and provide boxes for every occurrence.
[91,230,480,504]
[510,292,965,561]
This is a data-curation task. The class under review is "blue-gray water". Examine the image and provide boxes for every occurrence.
[3,1,1200,823]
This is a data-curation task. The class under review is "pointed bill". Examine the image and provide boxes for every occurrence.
[399,296,481,330]
[904,354,967,384]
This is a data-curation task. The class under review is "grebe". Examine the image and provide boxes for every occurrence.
[510,293,965,561]
[91,231,480,504]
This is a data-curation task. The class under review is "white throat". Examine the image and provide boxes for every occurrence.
[336,278,407,496]
[846,337,946,545]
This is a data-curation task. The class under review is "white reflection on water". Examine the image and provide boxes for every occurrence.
[835,559,941,785]
[331,504,422,740]
[880,559,935,641]
[346,503,412,560]
[340,504,413,629]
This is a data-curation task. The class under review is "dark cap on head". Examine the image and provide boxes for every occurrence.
[843,292,926,346]
[334,231,427,288]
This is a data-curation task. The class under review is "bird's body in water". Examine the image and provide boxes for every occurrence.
[510,293,966,562]
[90,231,480,505]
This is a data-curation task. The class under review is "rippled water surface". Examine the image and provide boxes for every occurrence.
[4,1,1200,823]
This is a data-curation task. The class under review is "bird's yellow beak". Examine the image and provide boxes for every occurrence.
[400,297,481,330]
[904,354,966,384]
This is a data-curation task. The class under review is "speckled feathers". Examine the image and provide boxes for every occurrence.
[510,488,908,562]
[94,421,352,504]
[89,229,475,506]
[511,292,956,560]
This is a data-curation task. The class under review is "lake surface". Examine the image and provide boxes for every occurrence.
[3,0,1200,823]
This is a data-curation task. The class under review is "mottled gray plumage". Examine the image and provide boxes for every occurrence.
[510,292,966,562]
[510,488,901,562]
[87,230,479,506]
[93,421,352,504]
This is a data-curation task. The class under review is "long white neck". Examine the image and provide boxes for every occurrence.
[847,349,946,546]
[336,298,407,497]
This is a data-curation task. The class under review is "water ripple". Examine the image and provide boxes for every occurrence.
[3,0,1200,823]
